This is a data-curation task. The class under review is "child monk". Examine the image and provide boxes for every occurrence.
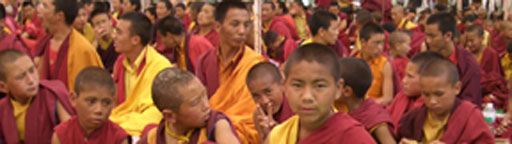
[139,68,239,144]
[0,49,75,143]
[263,30,297,64]
[398,58,494,144]
[51,67,129,144]
[335,57,396,144]
[266,43,376,143]
[387,51,445,129]
[465,24,504,76]
[246,62,294,141]
[388,31,411,81]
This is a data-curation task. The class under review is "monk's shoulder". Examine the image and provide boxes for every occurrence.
[104,119,131,143]
[243,48,266,64]
[332,112,365,129]
[53,116,77,137]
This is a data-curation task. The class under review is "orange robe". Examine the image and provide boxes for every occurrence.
[356,54,401,99]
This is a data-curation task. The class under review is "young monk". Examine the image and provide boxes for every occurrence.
[35,0,104,92]
[73,3,95,43]
[263,30,297,64]
[139,68,240,144]
[246,62,294,141]
[111,0,122,19]
[388,51,445,130]
[157,15,213,73]
[300,9,345,57]
[266,43,376,143]
[261,2,293,40]
[195,1,266,143]
[357,22,399,105]
[0,4,30,55]
[465,24,504,76]
[121,0,140,13]
[388,31,411,81]
[51,67,130,144]
[110,12,172,136]
[89,6,119,73]
[425,12,482,106]
[0,49,75,143]
[335,58,396,144]
[397,58,494,144]
[197,3,220,48]
[391,5,417,31]
[491,21,512,57]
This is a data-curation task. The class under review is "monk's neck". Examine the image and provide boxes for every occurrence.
[198,25,213,36]
[10,94,32,105]
[440,43,455,58]
[51,26,72,41]
[218,44,240,66]
[298,111,333,141]
[311,36,328,46]
[125,45,144,66]
[77,119,96,136]
[264,19,273,28]
[345,98,363,113]
[360,52,378,62]
[165,122,192,143]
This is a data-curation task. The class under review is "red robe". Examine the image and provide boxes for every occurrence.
[96,41,119,73]
[267,37,297,64]
[387,91,423,132]
[203,29,220,48]
[21,14,45,41]
[267,17,292,40]
[276,15,300,41]
[182,14,192,31]
[349,99,394,133]
[453,44,483,106]
[491,33,509,57]
[361,0,392,21]
[161,34,213,73]
[407,31,426,58]
[480,47,504,77]
[315,0,334,8]
[274,96,294,123]
[0,80,76,144]
[298,113,376,143]
[392,56,409,81]
[0,31,31,57]
[54,116,129,144]
[398,99,494,143]
[138,110,238,144]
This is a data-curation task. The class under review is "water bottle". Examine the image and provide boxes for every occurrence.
[482,103,496,133]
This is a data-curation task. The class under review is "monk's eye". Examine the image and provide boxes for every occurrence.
[264,89,272,95]
[87,98,96,105]
[102,99,111,106]
[434,92,444,97]
[291,83,302,88]
[28,67,35,74]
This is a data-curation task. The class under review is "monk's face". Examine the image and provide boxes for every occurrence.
[262,3,275,23]
[425,23,452,55]
[156,2,171,20]
[402,62,420,97]
[391,9,404,25]
[361,33,385,57]
[122,0,135,13]
[72,87,115,131]
[37,0,59,29]
[328,6,339,15]
[464,31,484,53]
[91,13,113,39]
[0,56,39,100]
[392,38,411,57]
[248,74,284,115]
[112,20,139,53]
[72,8,88,31]
[420,76,461,118]
[319,20,341,45]
[174,6,185,19]
[197,4,215,27]
[111,0,121,12]
[284,61,341,125]
[175,78,211,128]
[217,8,251,49]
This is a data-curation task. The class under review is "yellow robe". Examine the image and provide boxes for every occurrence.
[66,29,104,92]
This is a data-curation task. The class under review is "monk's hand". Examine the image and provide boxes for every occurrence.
[256,105,276,136]
[398,138,418,144]
[496,113,512,135]
[265,103,278,129]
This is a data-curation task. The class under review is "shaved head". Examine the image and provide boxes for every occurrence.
[152,68,195,111]
[410,51,445,72]
[284,43,341,82]
[0,50,27,81]
[246,62,282,85]
[339,58,372,98]
[419,58,459,86]
[74,67,115,96]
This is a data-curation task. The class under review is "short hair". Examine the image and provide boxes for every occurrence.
[284,43,341,82]
[339,58,372,99]
[159,0,173,11]
[0,50,27,81]
[89,6,110,25]
[381,21,396,33]
[0,4,4,19]
[214,0,248,23]
[359,22,385,41]
[263,1,275,10]
[507,42,512,54]
[119,12,152,46]
[263,30,279,48]
[329,1,339,7]
[278,2,288,14]
[466,24,484,37]
[22,2,33,7]
[419,58,459,86]
[426,12,456,40]
[356,10,373,26]
[388,31,409,47]
[152,68,196,111]
[128,0,141,12]
[74,67,115,96]
[53,0,78,25]
[292,0,306,10]
[158,15,184,36]
[410,51,445,72]
[176,3,186,10]
[190,2,205,14]
[371,11,383,22]
[246,62,282,86]
[145,7,156,17]
[463,14,478,23]
[309,9,338,36]
[434,4,448,12]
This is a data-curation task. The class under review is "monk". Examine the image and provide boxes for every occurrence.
[0,50,75,144]
[195,1,266,143]
[465,24,504,77]
[174,3,191,30]
[391,5,417,31]
[275,2,299,41]
[35,0,104,92]
[289,0,308,39]
[300,10,345,57]
[157,15,213,73]
[491,21,512,57]
[388,52,445,130]
[0,4,30,56]
[335,58,395,144]
[110,12,172,136]
[72,3,95,43]
[52,67,130,144]
[397,58,494,144]
[262,30,297,64]
[266,43,376,144]
[187,2,204,34]
[246,62,294,142]
[262,2,292,40]
[121,0,140,14]
[111,0,122,19]
[388,31,411,81]
[155,0,172,20]
[502,42,512,80]
[425,12,482,106]
[197,3,220,48]
[89,7,119,73]
[151,0,172,52]
[139,68,239,144]
[20,2,45,40]
[356,22,399,105]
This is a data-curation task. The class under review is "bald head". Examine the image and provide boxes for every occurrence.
[391,5,404,14]
[388,31,410,47]
[246,62,282,85]
[0,50,28,81]
[339,58,372,99]
[419,58,459,86]
[410,51,445,72]
[152,68,196,111]
[284,43,341,82]
[74,67,115,96]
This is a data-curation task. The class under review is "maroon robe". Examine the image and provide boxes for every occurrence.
[298,112,377,144]
[267,37,297,64]
[407,31,426,58]
[275,15,300,41]
[203,29,220,48]
[0,80,76,144]
[392,56,409,81]
[453,44,482,106]
[274,96,294,123]
[349,99,395,134]
[267,17,292,40]
[398,99,494,143]
[387,91,423,132]
[54,116,129,144]
[36,34,70,89]
[361,0,392,21]
[480,47,504,77]
[0,31,31,57]
[96,42,119,73]
[138,110,238,144]
[162,34,213,73]
[491,33,509,57]
[314,0,334,8]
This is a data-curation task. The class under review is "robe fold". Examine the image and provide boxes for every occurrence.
[54,116,129,144]
[392,56,409,81]
[453,44,482,106]
[398,99,494,143]
[96,41,119,73]
[387,91,423,132]
[267,37,297,64]
[266,17,293,40]
[407,31,426,58]
[361,0,392,21]
[276,15,300,41]
[138,110,238,144]
[196,47,266,144]
[36,29,104,92]
[203,29,220,48]
[269,113,377,144]
[479,47,504,77]
[163,34,213,73]
[111,46,172,136]
[0,31,31,57]
[349,99,394,133]
[0,80,76,144]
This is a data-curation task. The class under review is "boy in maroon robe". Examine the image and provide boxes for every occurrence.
[300,10,345,57]
[89,7,119,73]
[52,67,129,144]
[197,3,220,48]
[425,12,482,106]
[388,31,411,81]
[397,57,494,144]
[491,21,512,57]
[263,30,297,64]
[139,68,240,144]
[465,24,504,77]
[335,58,395,144]
[246,62,294,142]
[261,2,293,40]
[0,4,30,56]
[0,50,75,144]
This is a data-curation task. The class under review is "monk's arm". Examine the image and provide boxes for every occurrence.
[214,119,240,144]
[56,101,71,122]
[376,62,393,105]
[253,110,266,142]
[372,125,396,144]
[51,133,61,144]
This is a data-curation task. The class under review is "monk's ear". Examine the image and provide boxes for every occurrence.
[443,31,453,42]
[453,81,462,96]
[213,21,221,32]
[335,78,344,100]
[0,80,8,94]
[70,92,77,107]
[162,109,177,124]
[131,35,141,46]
